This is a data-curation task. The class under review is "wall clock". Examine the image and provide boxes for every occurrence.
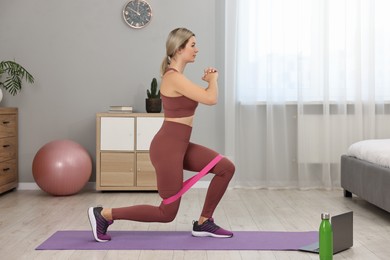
[123,0,152,29]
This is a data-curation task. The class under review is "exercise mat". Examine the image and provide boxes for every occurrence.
[36,230,317,251]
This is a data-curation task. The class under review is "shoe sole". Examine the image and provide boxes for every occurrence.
[191,230,233,238]
[87,207,109,243]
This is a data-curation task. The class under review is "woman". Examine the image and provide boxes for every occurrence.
[88,28,235,242]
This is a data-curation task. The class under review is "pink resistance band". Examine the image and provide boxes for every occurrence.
[162,154,224,205]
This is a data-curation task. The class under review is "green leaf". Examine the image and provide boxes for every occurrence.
[0,60,34,95]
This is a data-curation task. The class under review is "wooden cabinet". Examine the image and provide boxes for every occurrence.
[0,108,18,194]
[96,113,163,190]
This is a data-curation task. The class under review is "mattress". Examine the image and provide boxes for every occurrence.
[346,139,390,168]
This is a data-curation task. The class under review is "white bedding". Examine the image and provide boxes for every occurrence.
[347,139,390,168]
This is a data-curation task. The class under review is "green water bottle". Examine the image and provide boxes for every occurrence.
[319,213,333,260]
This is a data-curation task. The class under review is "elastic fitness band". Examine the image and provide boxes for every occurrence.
[162,154,224,205]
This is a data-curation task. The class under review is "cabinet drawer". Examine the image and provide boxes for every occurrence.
[0,159,17,185]
[0,137,17,161]
[100,152,135,186]
[0,115,17,138]
[136,153,157,187]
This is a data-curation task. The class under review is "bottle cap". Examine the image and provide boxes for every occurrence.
[321,213,330,219]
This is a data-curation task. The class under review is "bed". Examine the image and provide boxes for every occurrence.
[341,139,390,213]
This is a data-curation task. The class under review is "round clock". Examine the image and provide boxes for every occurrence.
[123,0,152,29]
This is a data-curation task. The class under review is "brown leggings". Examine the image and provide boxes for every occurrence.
[111,121,235,222]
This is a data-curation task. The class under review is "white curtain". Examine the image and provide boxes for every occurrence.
[225,0,390,189]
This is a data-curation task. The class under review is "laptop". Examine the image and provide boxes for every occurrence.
[299,211,353,254]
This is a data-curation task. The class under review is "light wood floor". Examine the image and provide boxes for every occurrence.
[1,188,389,259]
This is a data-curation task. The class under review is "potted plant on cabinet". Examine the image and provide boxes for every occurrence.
[0,60,34,101]
[146,77,161,113]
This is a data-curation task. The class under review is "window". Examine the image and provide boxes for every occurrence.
[235,0,390,103]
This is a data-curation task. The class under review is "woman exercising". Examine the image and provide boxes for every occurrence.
[88,28,235,242]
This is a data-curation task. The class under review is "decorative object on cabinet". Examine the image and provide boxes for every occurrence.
[0,61,34,98]
[96,112,163,191]
[0,107,18,194]
[32,139,92,196]
[146,77,161,113]
[109,105,133,113]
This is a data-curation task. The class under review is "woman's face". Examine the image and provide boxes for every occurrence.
[180,36,198,63]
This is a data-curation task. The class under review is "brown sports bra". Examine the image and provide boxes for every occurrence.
[161,68,198,118]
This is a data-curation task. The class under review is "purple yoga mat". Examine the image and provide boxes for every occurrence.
[36,230,318,251]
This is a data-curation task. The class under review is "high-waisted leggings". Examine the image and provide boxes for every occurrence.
[111,121,235,222]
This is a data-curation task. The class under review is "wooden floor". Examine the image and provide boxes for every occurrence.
[1,188,389,259]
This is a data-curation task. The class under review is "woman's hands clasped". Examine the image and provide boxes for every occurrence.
[202,67,218,82]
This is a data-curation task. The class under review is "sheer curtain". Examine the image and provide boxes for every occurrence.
[225,0,390,189]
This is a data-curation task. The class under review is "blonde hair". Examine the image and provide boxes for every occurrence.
[160,28,195,76]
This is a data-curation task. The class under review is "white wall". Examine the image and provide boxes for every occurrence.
[0,0,225,182]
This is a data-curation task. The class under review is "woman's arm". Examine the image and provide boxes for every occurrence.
[165,70,219,105]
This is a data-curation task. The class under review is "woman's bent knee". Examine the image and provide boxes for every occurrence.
[220,157,235,179]
[159,199,180,222]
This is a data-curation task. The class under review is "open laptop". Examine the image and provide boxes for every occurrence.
[299,211,353,254]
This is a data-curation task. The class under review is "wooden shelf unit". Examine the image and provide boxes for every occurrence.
[96,112,163,191]
[0,107,18,194]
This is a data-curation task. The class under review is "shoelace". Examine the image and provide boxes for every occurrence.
[100,220,112,234]
[199,219,220,232]
[96,208,111,234]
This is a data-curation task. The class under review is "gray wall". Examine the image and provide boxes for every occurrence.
[0,0,225,183]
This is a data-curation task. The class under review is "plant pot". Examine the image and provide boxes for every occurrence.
[146,98,162,113]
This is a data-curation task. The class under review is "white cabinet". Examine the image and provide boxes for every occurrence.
[96,113,163,191]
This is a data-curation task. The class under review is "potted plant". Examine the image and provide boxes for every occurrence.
[0,60,34,100]
[146,77,161,113]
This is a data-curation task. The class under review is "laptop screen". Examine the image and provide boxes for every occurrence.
[332,211,353,254]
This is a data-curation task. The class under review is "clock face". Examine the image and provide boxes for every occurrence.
[123,0,152,29]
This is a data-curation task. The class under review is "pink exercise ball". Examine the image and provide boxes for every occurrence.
[32,139,92,196]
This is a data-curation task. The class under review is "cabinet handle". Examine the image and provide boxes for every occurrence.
[3,144,10,148]
[2,167,10,172]
[2,121,10,125]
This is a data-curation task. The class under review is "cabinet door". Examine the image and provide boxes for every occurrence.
[100,152,135,187]
[136,153,157,187]
[136,117,164,151]
[101,117,134,151]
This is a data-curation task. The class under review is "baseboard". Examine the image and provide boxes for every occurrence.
[17,182,41,190]
[17,182,96,191]
[16,181,211,191]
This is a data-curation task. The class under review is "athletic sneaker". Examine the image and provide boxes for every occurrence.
[192,217,233,238]
[88,206,113,242]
